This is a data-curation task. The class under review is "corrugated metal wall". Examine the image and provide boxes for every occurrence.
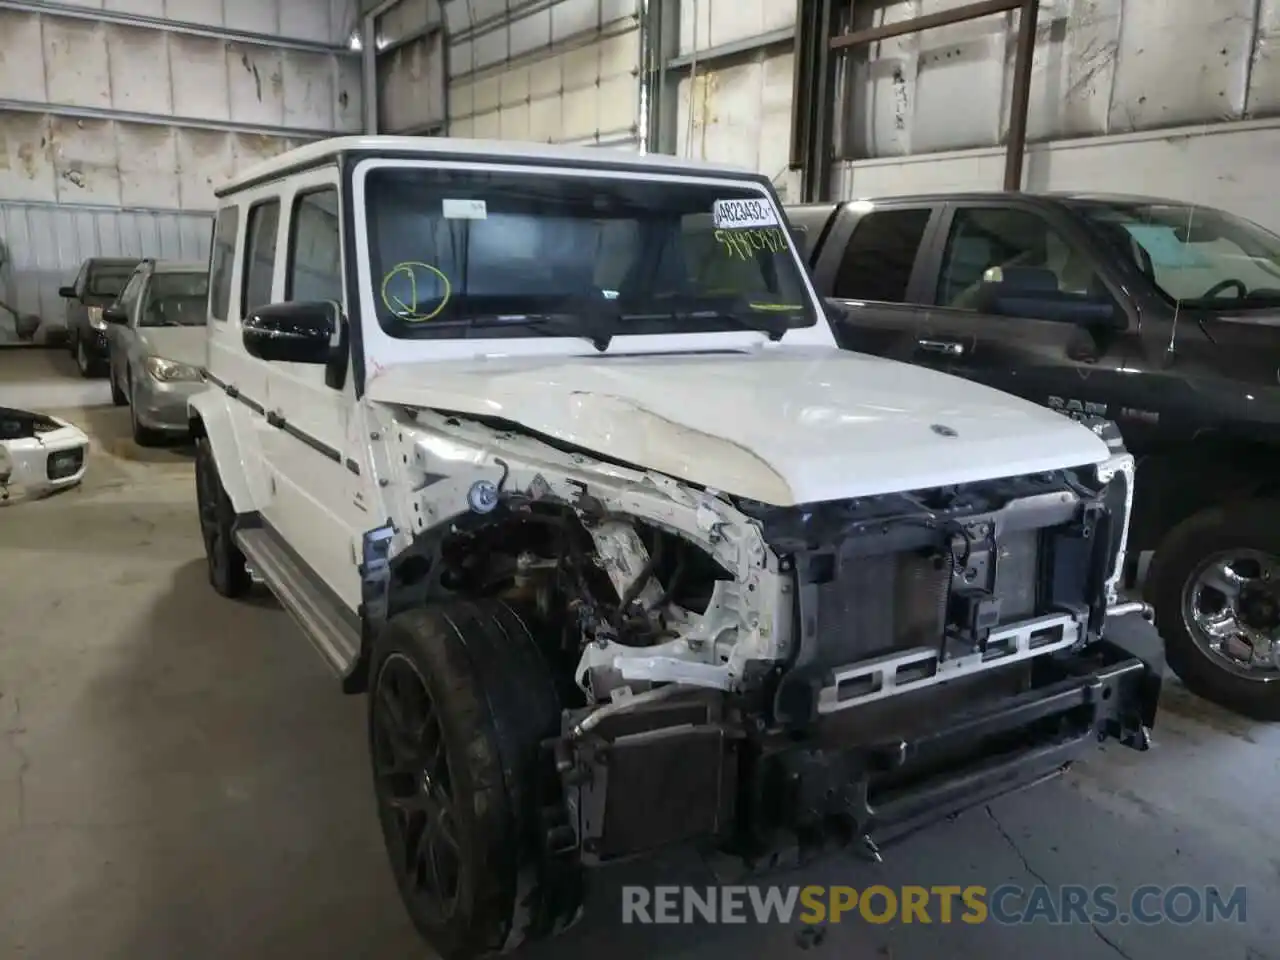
[368,0,447,134]
[445,0,643,147]
[673,0,1280,230]
[0,201,211,334]
[0,0,364,343]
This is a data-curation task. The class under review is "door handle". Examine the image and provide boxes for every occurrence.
[917,338,966,357]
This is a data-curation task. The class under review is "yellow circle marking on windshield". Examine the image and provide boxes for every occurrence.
[380,261,451,321]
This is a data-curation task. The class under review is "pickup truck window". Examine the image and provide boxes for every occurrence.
[833,209,931,302]
[938,208,1102,309]
[1074,201,1280,310]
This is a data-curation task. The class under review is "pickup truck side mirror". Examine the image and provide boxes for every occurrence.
[102,305,128,325]
[58,285,76,299]
[243,300,348,389]
[978,267,1123,327]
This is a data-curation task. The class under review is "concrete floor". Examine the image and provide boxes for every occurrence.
[2,353,1279,959]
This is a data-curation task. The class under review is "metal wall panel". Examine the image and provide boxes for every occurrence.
[832,117,1280,234]
[0,200,212,340]
[0,1,362,342]
[446,0,643,145]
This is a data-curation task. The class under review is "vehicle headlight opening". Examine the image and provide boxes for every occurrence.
[143,356,202,382]
[87,306,106,330]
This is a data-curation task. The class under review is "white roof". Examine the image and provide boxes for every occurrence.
[216,135,757,196]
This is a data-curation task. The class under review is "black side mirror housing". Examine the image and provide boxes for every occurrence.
[978,267,1123,327]
[243,301,348,389]
[103,305,128,325]
[58,285,76,299]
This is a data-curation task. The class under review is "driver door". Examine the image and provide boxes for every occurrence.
[918,203,1136,423]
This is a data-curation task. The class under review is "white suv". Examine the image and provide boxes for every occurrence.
[190,136,1160,958]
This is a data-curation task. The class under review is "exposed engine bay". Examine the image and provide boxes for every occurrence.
[0,405,89,503]
[370,406,1135,715]
[357,405,1158,868]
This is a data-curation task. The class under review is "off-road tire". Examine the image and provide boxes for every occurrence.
[194,436,251,598]
[368,601,582,960]
[1146,500,1280,721]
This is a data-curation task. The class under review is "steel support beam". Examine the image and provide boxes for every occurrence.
[829,0,1021,51]
[827,0,1038,194]
[664,25,796,73]
[1003,0,1039,190]
[0,0,356,55]
[0,98,333,141]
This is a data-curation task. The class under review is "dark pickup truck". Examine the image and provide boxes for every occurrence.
[787,192,1280,720]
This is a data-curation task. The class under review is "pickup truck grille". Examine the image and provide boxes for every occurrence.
[814,530,1040,665]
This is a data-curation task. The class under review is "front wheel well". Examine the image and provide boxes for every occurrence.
[1130,440,1280,554]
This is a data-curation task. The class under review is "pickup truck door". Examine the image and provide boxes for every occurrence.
[811,202,944,361]
[908,202,1139,426]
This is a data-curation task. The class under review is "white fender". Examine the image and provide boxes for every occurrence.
[188,387,254,514]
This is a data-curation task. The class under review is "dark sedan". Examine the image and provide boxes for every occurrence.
[59,257,141,377]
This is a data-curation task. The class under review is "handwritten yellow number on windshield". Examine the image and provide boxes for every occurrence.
[380,261,452,321]
[714,227,789,261]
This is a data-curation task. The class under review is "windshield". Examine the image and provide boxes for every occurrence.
[87,265,136,298]
[1074,201,1280,310]
[141,272,209,327]
[364,166,815,343]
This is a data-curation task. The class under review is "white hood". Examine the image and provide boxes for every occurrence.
[366,348,1110,506]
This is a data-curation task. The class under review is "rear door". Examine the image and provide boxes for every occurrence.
[813,203,948,362]
[915,201,1138,421]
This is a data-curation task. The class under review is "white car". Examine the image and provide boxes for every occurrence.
[189,136,1161,959]
[0,406,89,502]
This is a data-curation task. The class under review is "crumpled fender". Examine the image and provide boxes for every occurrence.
[188,387,253,514]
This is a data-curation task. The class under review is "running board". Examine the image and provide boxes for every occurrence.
[235,527,361,678]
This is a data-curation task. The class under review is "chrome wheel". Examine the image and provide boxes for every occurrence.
[76,339,88,373]
[372,653,462,924]
[1182,549,1280,681]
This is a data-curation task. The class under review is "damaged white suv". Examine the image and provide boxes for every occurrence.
[190,136,1161,958]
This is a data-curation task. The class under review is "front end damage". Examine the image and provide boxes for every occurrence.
[371,406,1160,874]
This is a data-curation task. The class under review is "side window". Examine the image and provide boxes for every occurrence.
[242,200,281,316]
[938,207,1104,310]
[832,209,932,302]
[286,188,342,303]
[209,206,240,321]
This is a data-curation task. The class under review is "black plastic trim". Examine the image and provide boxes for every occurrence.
[201,368,342,464]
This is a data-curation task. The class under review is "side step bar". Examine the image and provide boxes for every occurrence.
[235,528,361,678]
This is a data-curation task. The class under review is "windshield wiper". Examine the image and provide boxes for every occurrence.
[629,296,795,341]
[393,307,620,352]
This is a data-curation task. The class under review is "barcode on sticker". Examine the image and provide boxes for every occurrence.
[442,198,487,220]
[712,198,778,230]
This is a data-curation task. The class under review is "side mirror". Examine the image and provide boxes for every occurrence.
[244,301,349,389]
[103,306,128,325]
[243,301,340,364]
[978,267,1122,326]
[58,285,76,299]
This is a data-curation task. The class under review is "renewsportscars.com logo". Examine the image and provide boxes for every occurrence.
[621,884,1248,927]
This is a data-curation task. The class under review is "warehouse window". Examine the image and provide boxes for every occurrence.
[209,206,239,322]
[287,188,342,303]
[242,200,281,316]
[833,208,932,302]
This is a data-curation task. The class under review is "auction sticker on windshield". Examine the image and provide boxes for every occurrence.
[713,198,778,230]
